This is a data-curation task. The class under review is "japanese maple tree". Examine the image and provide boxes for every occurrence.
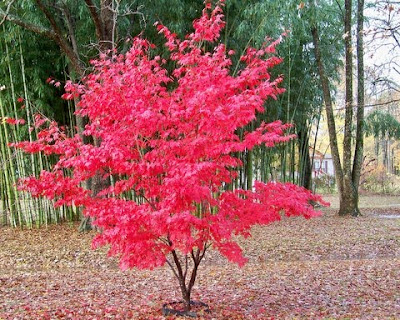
[14,1,327,314]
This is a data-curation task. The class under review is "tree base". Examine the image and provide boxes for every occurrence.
[162,300,210,318]
[338,206,361,217]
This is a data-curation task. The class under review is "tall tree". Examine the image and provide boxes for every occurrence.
[310,0,365,216]
[353,0,365,205]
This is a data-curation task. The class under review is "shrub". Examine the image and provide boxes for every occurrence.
[13,1,326,314]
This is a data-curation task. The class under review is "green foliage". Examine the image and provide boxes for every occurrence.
[0,26,67,126]
[365,110,400,139]
[220,0,344,185]
[226,0,343,121]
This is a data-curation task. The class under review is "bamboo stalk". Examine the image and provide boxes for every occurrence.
[0,93,23,227]
[3,32,35,227]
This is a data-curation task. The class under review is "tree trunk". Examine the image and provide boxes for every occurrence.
[100,0,115,51]
[310,25,343,193]
[297,126,312,190]
[338,182,358,216]
[167,246,207,313]
[310,0,362,216]
[351,0,365,214]
[339,0,360,216]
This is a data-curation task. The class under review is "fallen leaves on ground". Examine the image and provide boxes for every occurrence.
[0,196,399,319]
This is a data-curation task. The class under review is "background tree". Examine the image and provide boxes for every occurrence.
[0,25,76,227]
[309,0,365,216]
[225,0,343,190]
[353,0,365,206]
[366,0,400,91]
[365,109,400,171]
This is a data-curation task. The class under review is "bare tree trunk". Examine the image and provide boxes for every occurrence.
[310,0,363,216]
[339,0,359,216]
[100,0,115,51]
[80,1,115,231]
[352,0,365,214]
[310,26,344,193]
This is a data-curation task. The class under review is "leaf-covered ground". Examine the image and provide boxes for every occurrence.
[0,195,399,319]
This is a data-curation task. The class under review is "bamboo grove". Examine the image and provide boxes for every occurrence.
[0,29,79,227]
[0,0,367,227]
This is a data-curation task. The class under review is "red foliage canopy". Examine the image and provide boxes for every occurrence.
[14,2,327,271]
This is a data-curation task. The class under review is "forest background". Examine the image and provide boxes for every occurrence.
[1,0,400,227]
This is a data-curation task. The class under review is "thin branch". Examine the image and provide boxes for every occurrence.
[334,0,344,19]
[35,0,65,37]
[333,98,400,111]
[365,98,400,108]
[166,258,180,281]
[0,0,15,26]
[34,0,84,75]
[159,237,170,246]
[183,255,188,282]
[199,243,209,261]
[191,248,201,265]
[111,0,119,51]
[61,3,79,57]
[140,193,158,211]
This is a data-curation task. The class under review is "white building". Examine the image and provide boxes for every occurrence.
[312,149,335,177]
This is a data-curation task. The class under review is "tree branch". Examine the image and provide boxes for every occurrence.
[166,258,180,281]
[333,98,400,111]
[199,243,209,261]
[0,9,56,40]
[35,0,65,37]
[334,0,344,20]
[84,0,103,40]
[0,2,84,75]
[61,3,79,58]
[33,0,84,75]
[183,254,188,282]
[187,248,202,294]
[141,193,158,211]
[0,0,15,26]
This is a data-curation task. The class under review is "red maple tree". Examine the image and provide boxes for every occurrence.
[14,1,327,314]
